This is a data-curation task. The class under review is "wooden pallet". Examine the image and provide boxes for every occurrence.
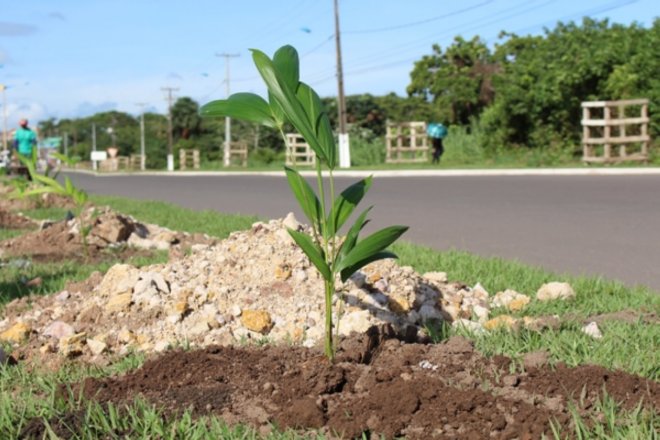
[582,99,650,164]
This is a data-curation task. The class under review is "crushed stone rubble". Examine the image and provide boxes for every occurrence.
[0,213,578,363]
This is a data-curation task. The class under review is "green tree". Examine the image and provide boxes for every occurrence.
[408,36,497,125]
[484,18,657,149]
[172,97,202,140]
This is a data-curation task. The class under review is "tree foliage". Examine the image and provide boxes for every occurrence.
[408,36,498,125]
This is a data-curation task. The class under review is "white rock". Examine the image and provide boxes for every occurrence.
[55,291,70,302]
[154,340,170,352]
[230,305,242,317]
[292,268,307,282]
[537,282,576,301]
[190,244,210,253]
[97,264,140,297]
[452,319,486,335]
[282,212,301,231]
[472,304,490,322]
[43,321,75,340]
[338,310,373,336]
[423,272,448,283]
[581,322,603,339]
[471,283,489,300]
[86,339,107,355]
[166,314,182,324]
[187,321,210,337]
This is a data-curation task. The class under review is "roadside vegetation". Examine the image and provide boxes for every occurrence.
[0,193,658,438]
[35,18,658,170]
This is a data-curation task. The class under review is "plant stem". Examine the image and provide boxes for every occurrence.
[324,278,335,361]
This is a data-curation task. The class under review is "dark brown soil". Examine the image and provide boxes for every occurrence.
[28,327,660,439]
[0,208,36,229]
[0,220,156,264]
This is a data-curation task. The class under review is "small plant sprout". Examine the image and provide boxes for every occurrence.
[17,152,91,258]
[201,45,408,361]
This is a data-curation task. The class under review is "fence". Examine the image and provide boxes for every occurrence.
[179,149,200,170]
[228,141,248,167]
[285,133,315,166]
[385,121,429,163]
[581,99,650,164]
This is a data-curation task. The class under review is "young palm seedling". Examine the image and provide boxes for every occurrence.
[17,153,91,259]
[201,45,408,361]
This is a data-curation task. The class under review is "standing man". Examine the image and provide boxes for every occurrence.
[427,122,448,164]
[14,118,37,159]
[13,118,37,179]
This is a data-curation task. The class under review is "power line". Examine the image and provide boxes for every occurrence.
[343,0,494,34]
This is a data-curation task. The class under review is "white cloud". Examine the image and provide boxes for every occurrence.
[0,22,38,37]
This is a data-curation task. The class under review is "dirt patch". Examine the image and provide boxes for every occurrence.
[586,309,659,325]
[27,330,658,439]
[0,206,215,264]
[0,220,154,264]
[0,209,36,229]
[0,187,77,212]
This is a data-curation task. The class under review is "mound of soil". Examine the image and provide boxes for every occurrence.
[0,206,215,264]
[0,186,77,211]
[0,208,36,229]
[25,330,659,439]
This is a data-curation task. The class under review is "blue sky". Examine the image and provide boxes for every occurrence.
[0,0,657,127]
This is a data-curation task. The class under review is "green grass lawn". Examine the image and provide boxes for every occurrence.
[1,195,658,439]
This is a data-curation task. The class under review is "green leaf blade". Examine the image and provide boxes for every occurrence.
[337,206,372,263]
[335,225,408,274]
[328,176,373,236]
[284,166,321,231]
[250,49,329,164]
[296,82,336,169]
[287,229,331,280]
[340,251,398,283]
[272,45,300,92]
[200,93,277,127]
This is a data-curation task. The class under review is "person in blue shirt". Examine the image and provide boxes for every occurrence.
[14,118,37,158]
[427,122,447,164]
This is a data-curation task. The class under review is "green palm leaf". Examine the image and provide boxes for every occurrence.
[200,93,277,128]
[335,225,408,275]
[287,229,331,280]
[328,176,372,236]
[284,166,321,232]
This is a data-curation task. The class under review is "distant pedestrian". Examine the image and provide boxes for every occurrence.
[427,122,447,164]
[14,118,37,159]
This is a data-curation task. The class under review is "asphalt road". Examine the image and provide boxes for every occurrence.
[65,172,660,292]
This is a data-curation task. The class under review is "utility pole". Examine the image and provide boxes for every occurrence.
[136,102,147,170]
[91,122,97,171]
[161,87,178,171]
[216,52,240,167]
[0,84,7,152]
[334,0,350,168]
[63,132,68,157]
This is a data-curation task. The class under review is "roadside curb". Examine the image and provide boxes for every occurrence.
[65,167,660,178]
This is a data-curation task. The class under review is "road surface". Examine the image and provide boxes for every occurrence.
[65,172,660,292]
